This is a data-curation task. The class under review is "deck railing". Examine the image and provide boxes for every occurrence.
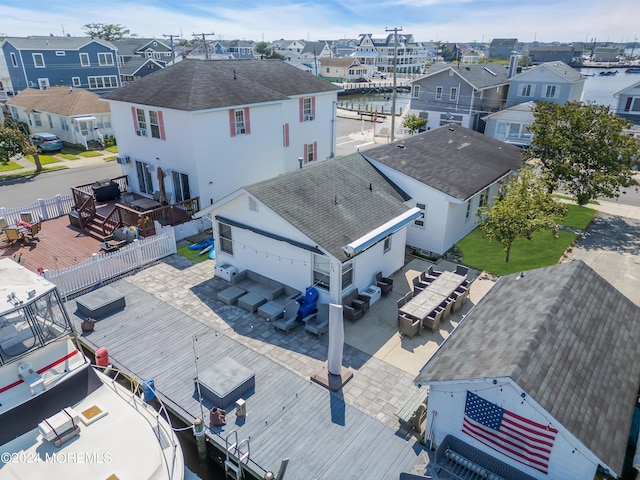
[43,226,177,297]
[0,194,75,225]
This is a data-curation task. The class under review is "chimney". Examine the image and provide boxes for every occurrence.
[508,54,521,78]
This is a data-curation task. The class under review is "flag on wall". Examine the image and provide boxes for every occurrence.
[462,391,557,474]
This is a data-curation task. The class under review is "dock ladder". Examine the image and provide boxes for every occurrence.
[225,430,250,480]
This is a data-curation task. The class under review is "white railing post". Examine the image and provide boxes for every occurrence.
[53,194,65,219]
[38,198,48,220]
[92,253,104,285]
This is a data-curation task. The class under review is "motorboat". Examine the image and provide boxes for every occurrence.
[0,259,184,479]
[626,67,640,73]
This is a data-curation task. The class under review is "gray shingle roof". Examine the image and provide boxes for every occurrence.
[102,59,341,110]
[111,38,160,57]
[361,126,523,201]
[416,261,640,476]
[538,61,585,83]
[2,36,115,51]
[422,63,510,90]
[244,154,411,261]
[119,58,163,76]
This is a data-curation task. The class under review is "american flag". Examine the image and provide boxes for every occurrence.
[462,391,557,474]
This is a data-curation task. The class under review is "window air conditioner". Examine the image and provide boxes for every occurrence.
[304,114,315,121]
[136,128,147,136]
[237,127,246,134]
[116,155,130,164]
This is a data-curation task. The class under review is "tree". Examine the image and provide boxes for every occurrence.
[476,168,567,262]
[253,41,284,60]
[0,126,42,171]
[83,23,135,40]
[403,114,427,134]
[525,101,640,206]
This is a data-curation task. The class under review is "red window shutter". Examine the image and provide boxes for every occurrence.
[299,98,304,123]
[313,141,318,161]
[624,97,633,112]
[229,109,236,137]
[284,123,290,147]
[158,111,166,140]
[131,106,138,131]
[303,144,308,164]
[311,96,316,116]
[243,107,251,134]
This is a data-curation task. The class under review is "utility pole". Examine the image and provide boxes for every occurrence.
[385,26,402,142]
[192,32,215,60]
[163,34,181,65]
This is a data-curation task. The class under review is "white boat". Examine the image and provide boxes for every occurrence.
[0,259,184,479]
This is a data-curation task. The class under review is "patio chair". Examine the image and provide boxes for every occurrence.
[296,286,318,320]
[451,286,469,312]
[20,212,33,223]
[4,227,23,244]
[0,217,7,230]
[273,302,301,333]
[440,298,453,319]
[375,271,394,296]
[412,276,427,294]
[423,306,444,331]
[304,304,329,337]
[398,313,421,338]
[455,265,469,277]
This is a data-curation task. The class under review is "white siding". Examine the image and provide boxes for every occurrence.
[426,378,602,480]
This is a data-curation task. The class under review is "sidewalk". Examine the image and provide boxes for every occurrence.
[6,149,116,177]
[561,197,640,221]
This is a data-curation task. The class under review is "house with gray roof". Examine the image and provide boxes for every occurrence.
[408,63,511,131]
[102,59,341,206]
[417,261,640,479]
[527,45,584,66]
[488,38,520,60]
[195,154,420,304]
[1,36,120,93]
[482,101,536,148]
[360,125,522,255]
[614,79,640,125]
[111,38,173,65]
[505,61,585,108]
[119,58,165,84]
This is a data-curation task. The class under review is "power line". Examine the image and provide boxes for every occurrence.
[192,32,215,60]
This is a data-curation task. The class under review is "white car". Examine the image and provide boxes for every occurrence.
[373,71,387,79]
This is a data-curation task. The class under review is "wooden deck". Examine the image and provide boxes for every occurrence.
[0,215,103,273]
[71,280,427,479]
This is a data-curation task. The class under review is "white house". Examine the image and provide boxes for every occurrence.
[483,101,536,148]
[195,154,420,304]
[6,86,113,148]
[102,59,341,206]
[505,61,585,108]
[416,261,640,479]
[614,79,640,125]
[360,126,523,255]
[353,33,428,74]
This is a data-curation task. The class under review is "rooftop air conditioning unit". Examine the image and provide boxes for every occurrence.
[136,128,147,136]
[304,114,315,121]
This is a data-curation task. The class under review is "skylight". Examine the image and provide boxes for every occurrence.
[483,67,497,76]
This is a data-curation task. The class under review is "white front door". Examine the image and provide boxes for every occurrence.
[78,120,93,139]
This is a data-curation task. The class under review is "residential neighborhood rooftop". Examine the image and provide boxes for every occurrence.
[1,35,116,50]
[7,86,111,116]
[422,62,511,89]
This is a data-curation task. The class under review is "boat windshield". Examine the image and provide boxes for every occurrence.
[0,289,71,364]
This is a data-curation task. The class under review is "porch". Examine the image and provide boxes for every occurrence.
[70,176,199,240]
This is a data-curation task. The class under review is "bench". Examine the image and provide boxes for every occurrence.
[395,385,428,434]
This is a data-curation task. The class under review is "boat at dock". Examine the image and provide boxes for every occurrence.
[0,259,184,480]
[626,67,640,73]
[599,70,618,76]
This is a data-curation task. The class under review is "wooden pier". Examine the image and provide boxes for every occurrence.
[70,278,428,479]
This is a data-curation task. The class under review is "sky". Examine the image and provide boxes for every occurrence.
[1,0,638,45]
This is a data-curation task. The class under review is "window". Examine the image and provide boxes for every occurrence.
[519,84,533,97]
[342,262,353,291]
[88,75,118,89]
[383,237,391,253]
[543,85,558,98]
[10,106,18,120]
[508,123,521,138]
[10,52,17,67]
[172,171,190,202]
[72,77,81,87]
[33,53,45,68]
[60,118,69,131]
[283,123,290,147]
[435,86,443,100]
[218,223,233,255]
[38,78,50,89]
[80,53,90,66]
[313,254,330,291]
[249,197,258,212]
[149,110,161,138]
[135,161,154,194]
[479,188,489,208]
[629,98,640,112]
[466,201,472,220]
[33,113,42,127]
[235,110,246,134]
[412,85,420,98]
[305,142,315,163]
[55,51,65,56]
[98,52,114,66]
[47,115,53,129]
[302,97,314,121]
[414,202,426,228]
[450,87,458,101]
[136,108,147,130]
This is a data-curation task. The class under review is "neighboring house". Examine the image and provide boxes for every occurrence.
[408,63,510,131]
[223,40,256,59]
[360,126,522,255]
[6,86,112,147]
[592,46,620,63]
[269,39,306,55]
[417,261,640,479]
[0,36,120,93]
[483,101,536,148]
[528,45,584,66]
[353,33,428,74]
[327,38,357,57]
[102,59,341,206]
[488,38,519,59]
[112,38,173,65]
[505,61,585,108]
[195,154,420,304]
[319,58,369,82]
[283,42,332,76]
[614,80,640,125]
[300,41,332,59]
[0,49,13,100]
[119,58,165,84]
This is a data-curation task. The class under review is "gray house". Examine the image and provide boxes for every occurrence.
[528,45,584,66]
[505,61,585,108]
[488,38,519,60]
[483,101,535,148]
[408,63,510,131]
[614,80,640,125]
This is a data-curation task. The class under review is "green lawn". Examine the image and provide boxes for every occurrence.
[104,155,117,162]
[105,146,118,153]
[78,151,102,158]
[0,161,24,172]
[29,155,60,165]
[176,245,213,263]
[455,204,597,276]
[58,153,80,160]
[61,146,85,155]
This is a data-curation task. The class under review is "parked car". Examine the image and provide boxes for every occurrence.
[373,71,387,79]
[30,133,63,153]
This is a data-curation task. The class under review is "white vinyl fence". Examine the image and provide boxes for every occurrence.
[43,225,177,297]
[0,195,74,225]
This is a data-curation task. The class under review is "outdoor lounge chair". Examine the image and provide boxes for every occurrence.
[304,304,329,337]
[273,302,301,333]
[423,306,444,331]
[398,313,421,337]
[4,227,24,244]
[375,271,394,296]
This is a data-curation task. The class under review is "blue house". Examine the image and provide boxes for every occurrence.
[505,61,585,108]
[1,36,120,94]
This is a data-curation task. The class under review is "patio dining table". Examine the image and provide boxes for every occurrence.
[399,271,467,321]
[130,198,162,211]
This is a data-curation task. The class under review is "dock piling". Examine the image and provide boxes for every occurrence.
[193,418,207,461]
